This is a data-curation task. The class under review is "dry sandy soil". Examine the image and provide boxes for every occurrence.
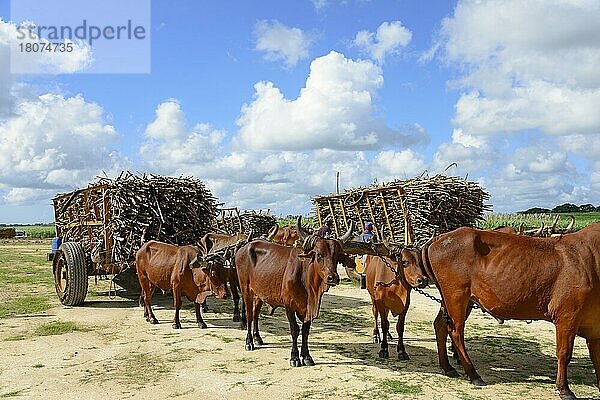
[1,246,599,400]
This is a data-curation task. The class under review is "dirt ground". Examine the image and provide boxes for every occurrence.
[1,247,599,400]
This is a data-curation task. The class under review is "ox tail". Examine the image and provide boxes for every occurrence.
[420,238,439,287]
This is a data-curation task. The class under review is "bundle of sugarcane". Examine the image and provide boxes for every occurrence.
[218,210,277,236]
[311,174,491,247]
[53,171,218,264]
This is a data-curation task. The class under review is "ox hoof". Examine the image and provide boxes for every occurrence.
[372,335,380,344]
[245,342,255,351]
[290,357,301,367]
[172,323,182,329]
[397,351,410,361]
[471,377,486,386]
[202,305,209,313]
[378,349,389,359]
[443,368,461,378]
[558,392,577,400]
[198,322,208,329]
[302,356,315,367]
[253,335,264,346]
[147,318,158,325]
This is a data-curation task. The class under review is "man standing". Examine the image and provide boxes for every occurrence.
[358,221,374,242]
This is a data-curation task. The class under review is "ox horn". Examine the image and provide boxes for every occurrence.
[296,215,311,241]
[550,215,560,233]
[534,222,545,236]
[339,220,355,243]
[266,224,278,241]
[565,215,575,233]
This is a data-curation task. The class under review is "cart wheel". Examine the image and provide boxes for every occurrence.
[53,242,88,306]
[345,266,361,282]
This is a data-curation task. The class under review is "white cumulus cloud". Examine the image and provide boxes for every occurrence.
[254,20,314,67]
[0,93,127,204]
[235,51,428,151]
[140,100,226,171]
[354,21,412,63]
[432,0,600,138]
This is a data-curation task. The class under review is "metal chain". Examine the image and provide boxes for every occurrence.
[412,286,481,311]
[370,242,399,277]
[412,286,442,304]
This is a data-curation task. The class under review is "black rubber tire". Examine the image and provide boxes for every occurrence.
[53,242,88,306]
[345,266,361,282]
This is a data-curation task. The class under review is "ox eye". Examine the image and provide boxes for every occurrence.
[316,254,323,262]
[402,261,408,268]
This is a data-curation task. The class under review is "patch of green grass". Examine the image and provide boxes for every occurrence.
[0,242,57,319]
[0,296,51,318]
[80,352,169,388]
[34,321,89,336]
[377,379,422,395]
[204,332,237,343]
[3,335,25,341]
[0,389,25,398]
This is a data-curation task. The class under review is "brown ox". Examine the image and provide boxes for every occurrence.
[199,231,250,322]
[421,224,600,399]
[235,217,354,366]
[136,240,229,329]
[365,250,428,360]
[270,225,299,246]
[199,228,276,323]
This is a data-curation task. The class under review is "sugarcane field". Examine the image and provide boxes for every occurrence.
[2,2,600,400]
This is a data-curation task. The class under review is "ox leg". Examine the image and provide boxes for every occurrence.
[554,322,577,399]
[378,305,390,359]
[230,270,241,323]
[443,296,484,385]
[434,307,459,377]
[396,300,410,361]
[172,287,182,329]
[139,279,158,324]
[244,293,255,351]
[194,302,208,329]
[300,319,314,366]
[201,299,208,313]
[372,304,381,344]
[252,297,264,346]
[586,338,600,392]
[447,320,484,385]
[240,299,247,330]
[286,308,301,367]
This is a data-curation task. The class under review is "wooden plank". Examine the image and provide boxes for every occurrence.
[338,198,349,230]
[379,192,395,242]
[364,194,380,241]
[83,190,93,251]
[314,203,323,227]
[327,199,340,236]
[353,204,365,231]
[102,188,113,265]
[397,188,413,245]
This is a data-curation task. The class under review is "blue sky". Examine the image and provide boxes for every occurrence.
[1,0,600,223]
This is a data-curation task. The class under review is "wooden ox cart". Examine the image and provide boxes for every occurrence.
[50,172,217,306]
[311,174,491,278]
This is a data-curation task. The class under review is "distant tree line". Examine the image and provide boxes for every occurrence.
[519,203,600,214]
